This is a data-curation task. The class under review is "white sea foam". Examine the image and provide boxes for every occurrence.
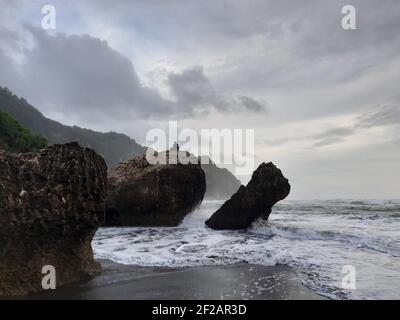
[93,199,400,300]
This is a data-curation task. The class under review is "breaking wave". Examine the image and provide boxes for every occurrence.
[93,199,400,300]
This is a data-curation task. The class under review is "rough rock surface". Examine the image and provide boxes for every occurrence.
[105,151,206,226]
[205,162,290,230]
[0,142,107,296]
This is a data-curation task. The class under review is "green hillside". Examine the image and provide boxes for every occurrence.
[0,87,146,166]
[0,86,241,199]
[0,110,47,153]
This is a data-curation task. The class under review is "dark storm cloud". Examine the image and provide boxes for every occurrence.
[168,67,220,115]
[1,0,399,199]
[236,95,266,113]
[77,0,400,94]
[0,25,265,122]
[15,26,172,121]
[79,0,400,51]
[1,0,399,124]
[168,67,267,115]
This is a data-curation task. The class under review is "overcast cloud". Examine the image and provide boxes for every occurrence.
[0,0,399,198]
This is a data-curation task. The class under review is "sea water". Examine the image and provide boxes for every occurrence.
[93,200,400,299]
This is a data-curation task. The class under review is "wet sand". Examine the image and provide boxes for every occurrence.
[22,260,324,300]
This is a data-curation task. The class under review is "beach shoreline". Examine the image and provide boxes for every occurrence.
[20,259,325,300]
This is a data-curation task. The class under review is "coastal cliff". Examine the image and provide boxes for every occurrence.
[105,150,206,226]
[0,142,107,296]
[206,162,290,230]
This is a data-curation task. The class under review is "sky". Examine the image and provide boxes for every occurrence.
[0,0,399,199]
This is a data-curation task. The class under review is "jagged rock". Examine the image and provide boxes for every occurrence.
[0,142,107,296]
[105,150,206,226]
[205,162,290,230]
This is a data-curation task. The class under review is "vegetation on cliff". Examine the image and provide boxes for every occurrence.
[0,86,240,199]
[0,87,145,166]
[0,110,47,153]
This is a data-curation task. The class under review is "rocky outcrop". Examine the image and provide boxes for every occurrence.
[205,162,290,230]
[0,87,241,198]
[0,142,107,296]
[105,151,206,226]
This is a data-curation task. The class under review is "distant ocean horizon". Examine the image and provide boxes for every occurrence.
[93,199,400,300]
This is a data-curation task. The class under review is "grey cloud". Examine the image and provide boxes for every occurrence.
[314,137,345,147]
[259,103,400,149]
[0,27,20,51]
[257,136,302,147]
[1,0,399,199]
[3,0,400,124]
[0,49,19,89]
[0,26,22,88]
[257,127,355,148]
[168,66,219,116]
[257,138,285,147]
[235,95,266,113]
[355,104,400,129]
[79,0,400,55]
[20,26,171,121]
[313,127,354,140]
[313,104,400,147]
[286,138,400,199]
[0,26,266,126]
[168,67,267,115]
[256,128,354,148]
[312,127,354,146]
[127,0,400,94]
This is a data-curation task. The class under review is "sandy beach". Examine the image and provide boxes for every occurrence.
[21,260,324,300]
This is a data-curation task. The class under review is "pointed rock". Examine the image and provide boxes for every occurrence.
[205,162,290,230]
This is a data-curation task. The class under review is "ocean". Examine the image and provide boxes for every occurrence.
[93,200,400,300]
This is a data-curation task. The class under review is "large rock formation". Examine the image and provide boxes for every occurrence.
[105,150,206,226]
[0,87,240,198]
[205,162,290,230]
[0,142,107,296]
